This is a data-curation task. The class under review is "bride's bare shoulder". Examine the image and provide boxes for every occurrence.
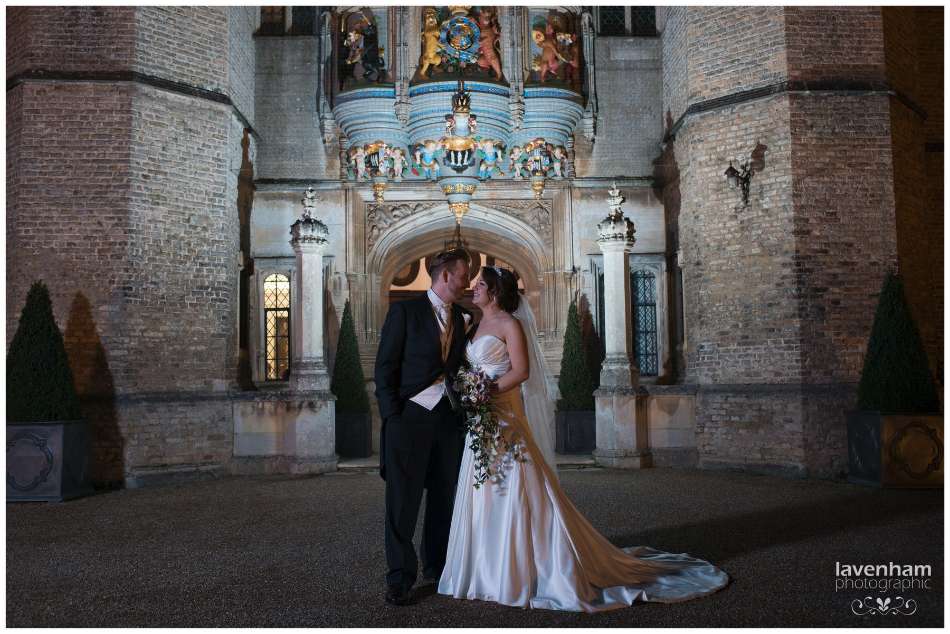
[500,312,524,336]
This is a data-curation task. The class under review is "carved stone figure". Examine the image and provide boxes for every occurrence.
[559,32,581,88]
[418,8,443,79]
[532,26,561,82]
[339,11,385,88]
[476,7,502,80]
[358,17,385,82]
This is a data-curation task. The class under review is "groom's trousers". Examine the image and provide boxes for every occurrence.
[384,396,465,588]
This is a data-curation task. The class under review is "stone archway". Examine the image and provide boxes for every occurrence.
[367,201,555,336]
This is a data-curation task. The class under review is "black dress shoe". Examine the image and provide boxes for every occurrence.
[385,584,412,606]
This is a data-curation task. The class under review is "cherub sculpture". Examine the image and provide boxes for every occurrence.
[508,145,526,179]
[551,146,567,178]
[413,140,442,180]
[532,26,561,82]
[349,145,368,180]
[389,147,408,181]
[477,139,505,179]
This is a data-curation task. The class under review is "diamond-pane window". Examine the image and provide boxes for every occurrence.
[264,274,291,381]
[259,7,286,35]
[631,270,658,376]
[290,7,316,35]
[599,6,626,36]
[630,8,657,36]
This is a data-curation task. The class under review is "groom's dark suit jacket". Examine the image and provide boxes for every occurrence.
[374,294,470,479]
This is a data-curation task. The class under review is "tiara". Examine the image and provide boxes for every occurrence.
[491,265,504,276]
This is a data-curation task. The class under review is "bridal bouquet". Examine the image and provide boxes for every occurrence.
[454,367,526,488]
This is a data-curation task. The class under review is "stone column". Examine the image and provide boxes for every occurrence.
[593,184,652,469]
[289,187,331,392]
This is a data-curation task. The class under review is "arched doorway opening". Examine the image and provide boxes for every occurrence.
[389,251,526,318]
[368,204,553,336]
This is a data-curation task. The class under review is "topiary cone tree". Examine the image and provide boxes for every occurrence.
[558,298,597,411]
[331,300,370,414]
[857,271,940,413]
[7,281,83,422]
[331,300,372,458]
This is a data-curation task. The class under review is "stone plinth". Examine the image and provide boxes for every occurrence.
[231,392,337,475]
[593,388,652,469]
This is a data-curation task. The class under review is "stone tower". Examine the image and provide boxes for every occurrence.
[7,7,258,485]
[656,7,943,477]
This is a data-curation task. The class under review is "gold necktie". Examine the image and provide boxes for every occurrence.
[440,305,454,362]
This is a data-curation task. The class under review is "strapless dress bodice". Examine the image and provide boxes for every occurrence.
[465,335,511,380]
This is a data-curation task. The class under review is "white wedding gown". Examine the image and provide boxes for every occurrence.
[438,335,730,612]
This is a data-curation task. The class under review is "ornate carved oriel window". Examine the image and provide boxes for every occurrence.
[263,273,291,381]
[631,270,658,376]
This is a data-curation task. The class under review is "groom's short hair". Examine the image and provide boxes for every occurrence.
[429,248,469,279]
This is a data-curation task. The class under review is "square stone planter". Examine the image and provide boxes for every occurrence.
[7,420,94,502]
[847,411,943,488]
[555,410,596,454]
[335,411,372,459]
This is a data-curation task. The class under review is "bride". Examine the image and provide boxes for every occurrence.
[438,266,730,612]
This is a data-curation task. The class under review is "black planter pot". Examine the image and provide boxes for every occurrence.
[7,420,93,502]
[555,410,596,454]
[335,411,372,459]
[847,410,943,488]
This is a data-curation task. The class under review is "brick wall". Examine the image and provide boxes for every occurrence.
[785,6,886,83]
[788,93,897,382]
[660,6,913,477]
[133,7,228,91]
[660,7,688,125]
[6,7,249,484]
[125,86,236,394]
[228,6,258,125]
[686,6,787,103]
[880,7,943,387]
[917,8,944,387]
[676,97,799,385]
[6,6,136,77]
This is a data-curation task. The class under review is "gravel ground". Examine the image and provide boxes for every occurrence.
[6,467,943,627]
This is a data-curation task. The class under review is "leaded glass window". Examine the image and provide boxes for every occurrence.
[599,6,626,36]
[259,7,286,35]
[264,274,291,381]
[290,7,316,35]
[631,270,658,376]
[630,8,657,36]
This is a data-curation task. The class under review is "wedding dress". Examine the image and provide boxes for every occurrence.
[437,333,730,612]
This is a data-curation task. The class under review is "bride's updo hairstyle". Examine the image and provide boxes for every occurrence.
[481,266,521,313]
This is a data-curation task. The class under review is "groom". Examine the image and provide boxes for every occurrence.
[374,248,471,606]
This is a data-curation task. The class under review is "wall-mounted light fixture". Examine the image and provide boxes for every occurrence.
[724,161,754,206]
